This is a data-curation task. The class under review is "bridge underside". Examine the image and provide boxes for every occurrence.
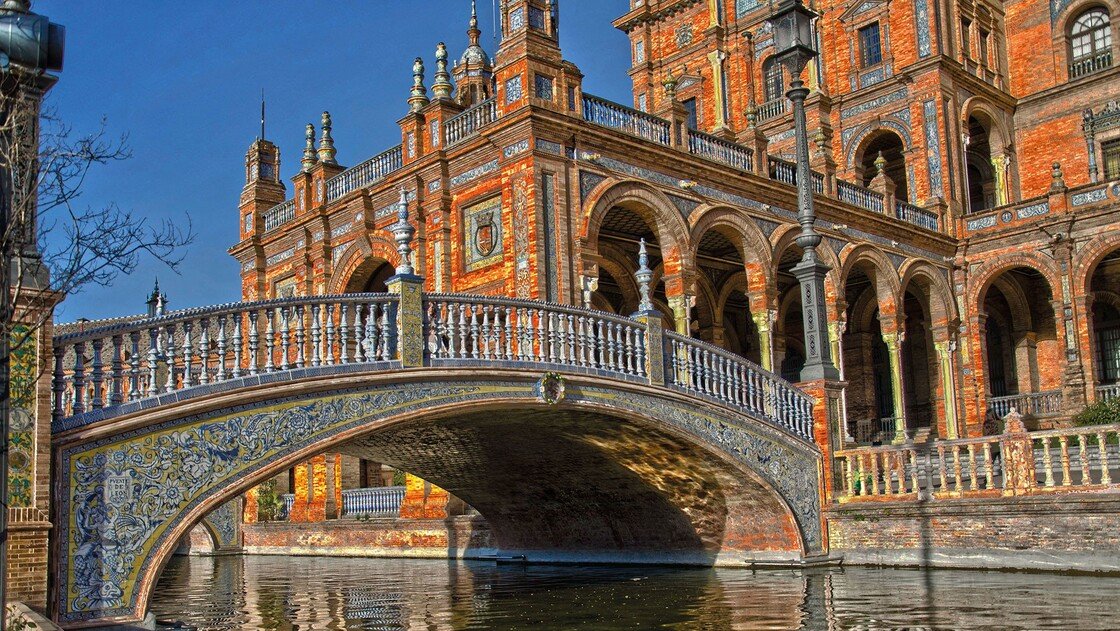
[339,407,802,562]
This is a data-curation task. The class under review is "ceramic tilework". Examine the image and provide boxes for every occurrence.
[923,100,944,194]
[57,377,822,623]
[915,0,932,57]
[201,499,239,549]
[505,76,523,104]
[1071,188,1108,206]
[464,196,504,272]
[8,325,34,508]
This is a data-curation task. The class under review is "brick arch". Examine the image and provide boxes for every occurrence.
[838,244,903,322]
[715,271,751,326]
[595,241,642,315]
[1074,230,1120,295]
[581,179,692,281]
[845,119,914,171]
[770,224,842,299]
[899,260,958,331]
[328,235,401,294]
[968,253,1062,315]
[1052,0,1120,71]
[55,371,822,626]
[689,205,775,302]
[960,96,1013,154]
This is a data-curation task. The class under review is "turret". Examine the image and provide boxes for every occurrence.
[452,0,494,107]
[238,136,285,241]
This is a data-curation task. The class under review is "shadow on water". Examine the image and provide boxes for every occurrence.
[151,555,1120,630]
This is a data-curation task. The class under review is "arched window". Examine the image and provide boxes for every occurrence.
[1069,8,1113,78]
[762,57,784,103]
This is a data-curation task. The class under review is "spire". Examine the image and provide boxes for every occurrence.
[455,0,494,106]
[146,279,168,318]
[408,57,430,112]
[390,188,416,276]
[432,42,454,100]
[260,89,266,139]
[635,239,654,313]
[469,0,480,45]
[301,123,318,172]
[317,111,337,165]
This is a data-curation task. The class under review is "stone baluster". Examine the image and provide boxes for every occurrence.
[295,305,308,368]
[164,324,178,392]
[967,444,979,491]
[231,314,244,379]
[324,304,336,366]
[936,445,948,492]
[339,304,350,364]
[469,305,480,359]
[1041,439,1055,487]
[480,305,492,360]
[279,308,292,369]
[1098,431,1111,485]
[147,328,160,396]
[1079,434,1091,485]
[181,321,194,386]
[909,450,920,493]
[1060,436,1072,486]
[199,319,211,385]
[216,316,228,382]
[128,330,141,401]
[844,455,855,497]
[354,305,366,363]
[952,445,963,492]
[263,310,275,373]
[870,453,881,495]
[109,335,124,405]
[311,305,322,367]
[89,338,104,409]
[246,312,259,376]
[983,442,995,489]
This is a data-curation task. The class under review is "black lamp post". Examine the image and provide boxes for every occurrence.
[768,0,839,382]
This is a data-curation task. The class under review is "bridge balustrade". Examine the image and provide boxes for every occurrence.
[835,423,1120,501]
[51,292,815,442]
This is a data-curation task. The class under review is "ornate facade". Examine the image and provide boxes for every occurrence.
[228,0,1120,511]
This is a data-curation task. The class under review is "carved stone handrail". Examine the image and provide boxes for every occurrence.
[687,128,753,172]
[262,199,295,232]
[326,145,404,202]
[341,486,405,516]
[987,390,1063,418]
[444,98,498,147]
[582,93,671,146]
[52,292,815,444]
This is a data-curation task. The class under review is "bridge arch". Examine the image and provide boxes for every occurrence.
[55,370,821,626]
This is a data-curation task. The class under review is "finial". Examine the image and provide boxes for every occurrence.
[874,151,886,174]
[635,239,654,313]
[663,68,679,100]
[0,1,30,13]
[302,123,318,171]
[318,111,337,165]
[433,43,454,100]
[1051,162,1066,191]
[390,188,416,275]
[409,57,430,112]
[746,102,759,129]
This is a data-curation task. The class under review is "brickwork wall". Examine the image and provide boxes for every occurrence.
[828,495,1120,571]
[242,517,493,558]
[7,526,48,610]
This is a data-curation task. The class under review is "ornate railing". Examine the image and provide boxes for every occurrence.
[987,390,1063,418]
[52,292,815,443]
[836,179,884,214]
[1099,383,1120,402]
[444,98,498,147]
[756,98,788,121]
[687,129,753,172]
[767,156,824,194]
[835,423,1120,501]
[665,332,814,440]
[1070,50,1112,79]
[342,486,405,516]
[262,199,295,232]
[281,494,294,519]
[895,199,938,231]
[582,93,671,146]
[425,295,649,378]
[326,145,404,203]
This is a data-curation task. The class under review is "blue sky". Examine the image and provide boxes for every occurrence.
[36,1,632,322]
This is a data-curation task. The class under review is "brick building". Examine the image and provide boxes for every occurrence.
[228,0,1120,519]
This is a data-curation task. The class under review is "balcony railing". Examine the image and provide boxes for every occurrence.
[835,423,1120,501]
[895,199,938,231]
[342,486,405,516]
[836,179,884,214]
[1098,383,1120,402]
[1069,50,1113,79]
[987,390,1064,419]
[687,128,753,172]
[262,199,295,232]
[582,93,671,146]
[756,98,788,121]
[444,98,499,148]
[325,145,404,203]
[767,156,824,194]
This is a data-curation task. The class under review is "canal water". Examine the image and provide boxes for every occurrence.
[151,555,1117,630]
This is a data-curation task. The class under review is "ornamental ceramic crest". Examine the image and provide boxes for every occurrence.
[537,372,566,405]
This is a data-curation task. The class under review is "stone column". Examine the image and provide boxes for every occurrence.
[881,328,908,442]
[991,152,1011,207]
[934,339,961,439]
[751,310,776,372]
[706,50,730,134]
[1014,331,1039,394]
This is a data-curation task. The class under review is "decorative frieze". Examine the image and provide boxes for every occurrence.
[842,88,908,119]
[266,247,295,266]
[966,215,998,231]
[1016,202,1050,219]
[536,139,563,155]
[450,159,499,188]
[503,139,530,159]
[1071,188,1108,206]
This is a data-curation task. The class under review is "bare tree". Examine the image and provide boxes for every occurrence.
[0,74,194,352]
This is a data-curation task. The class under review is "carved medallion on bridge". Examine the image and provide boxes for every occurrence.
[536,372,566,405]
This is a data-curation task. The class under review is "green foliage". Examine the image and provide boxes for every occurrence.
[1074,397,1120,428]
[5,606,33,631]
[256,479,285,522]
[392,468,406,486]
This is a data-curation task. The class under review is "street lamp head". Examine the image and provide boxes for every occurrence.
[0,7,64,72]
[768,0,817,73]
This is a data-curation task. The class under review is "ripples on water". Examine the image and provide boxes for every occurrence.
[150,555,1119,630]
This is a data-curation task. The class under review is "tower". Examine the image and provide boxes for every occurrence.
[452,0,494,107]
[493,0,579,116]
[238,137,285,241]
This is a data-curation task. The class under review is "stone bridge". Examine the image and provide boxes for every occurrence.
[48,281,822,627]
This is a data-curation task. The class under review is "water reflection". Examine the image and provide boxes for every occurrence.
[151,556,1120,630]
